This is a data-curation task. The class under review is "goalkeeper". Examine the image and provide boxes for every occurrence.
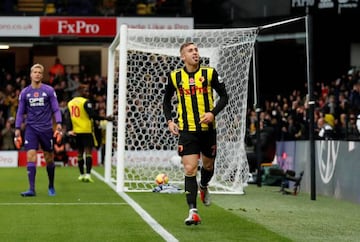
[163,42,228,226]
[15,63,63,197]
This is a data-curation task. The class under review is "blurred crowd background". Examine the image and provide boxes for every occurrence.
[1,57,360,153]
[1,1,360,156]
[0,0,190,17]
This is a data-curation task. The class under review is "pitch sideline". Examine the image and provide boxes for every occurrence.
[92,170,179,242]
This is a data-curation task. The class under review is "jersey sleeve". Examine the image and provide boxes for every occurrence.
[50,88,62,124]
[210,69,228,116]
[15,90,26,129]
[163,73,176,122]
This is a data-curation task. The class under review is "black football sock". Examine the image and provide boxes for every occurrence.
[85,155,92,174]
[78,158,85,174]
[200,167,214,187]
[46,162,55,189]
[185,175,198,209]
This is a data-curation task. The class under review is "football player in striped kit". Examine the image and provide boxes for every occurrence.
[163,42,228,225]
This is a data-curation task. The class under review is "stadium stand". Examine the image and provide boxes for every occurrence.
[16,0,45,15]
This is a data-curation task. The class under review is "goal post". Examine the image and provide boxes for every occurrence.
[104,29,119,184]
[106,24,259,193]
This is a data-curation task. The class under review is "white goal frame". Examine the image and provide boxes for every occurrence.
[105,24,259,193]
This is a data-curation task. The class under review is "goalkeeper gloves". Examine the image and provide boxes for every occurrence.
[53,128,63,145]
[14,136,23,150]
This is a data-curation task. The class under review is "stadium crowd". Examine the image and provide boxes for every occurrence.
[0,0,188,17]
[0,60,108,162]
[246,68,360,144]
[1,62,360,154]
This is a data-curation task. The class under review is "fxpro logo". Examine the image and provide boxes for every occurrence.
[317,140,340,184]
[57,20,100,34]
[179,86,208,96]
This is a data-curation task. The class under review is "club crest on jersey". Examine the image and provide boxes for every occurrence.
[34,92,39,98]
[199,76,205,83]
[189,77,195,86]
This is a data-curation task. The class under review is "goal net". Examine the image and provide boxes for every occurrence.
[105,25,258,194]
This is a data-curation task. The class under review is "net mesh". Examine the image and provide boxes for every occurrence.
[107,27,258,193]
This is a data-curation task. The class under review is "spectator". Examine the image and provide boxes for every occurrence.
[337,92,349,115]
[335,113,348,140]
[54,78,68,102]
[14,76,28,90]
[0,109,6,132]
[247,118,276,173]
[1,117,16,150]
[316,117,335,140]
[91,74,106,102]
[0,72,14,91]
[346,113,360,140]
[349,80,360,113]
[281,115,302,141]
[64,74,80,100]
[3,84,18,119]
[322,94,338,118]
[49,57,65,85]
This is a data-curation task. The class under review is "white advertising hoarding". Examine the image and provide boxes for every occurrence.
[117,17,193,30]
[0,151,18,167]
[0,17,40,37]
[0,17,193,38]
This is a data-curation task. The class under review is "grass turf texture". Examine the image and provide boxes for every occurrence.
[1,167,360,241]
[0,167,163,242]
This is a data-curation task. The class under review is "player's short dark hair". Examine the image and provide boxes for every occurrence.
[78,84,90,96]
[78,84,89,91]
[180,42,195,53]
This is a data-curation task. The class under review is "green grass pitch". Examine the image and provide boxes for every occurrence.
[0,167,359,241]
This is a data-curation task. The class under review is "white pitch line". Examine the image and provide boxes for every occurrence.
[0,202,128,206]
[92,170,179,242]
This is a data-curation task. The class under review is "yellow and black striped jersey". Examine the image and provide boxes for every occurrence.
[163,66,228,132]
[67,97,93,133]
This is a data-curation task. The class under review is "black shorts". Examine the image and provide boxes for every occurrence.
[74,133,95,150]
[178,130,217,158]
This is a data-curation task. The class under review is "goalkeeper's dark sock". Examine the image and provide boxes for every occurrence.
[46,162,55,188]
[200,167,214,187]
[185,175,198,209]
[27,162,36,191]
[85,155,92,174]
[78,158,85,174]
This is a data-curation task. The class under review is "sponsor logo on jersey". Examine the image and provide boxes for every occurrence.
[29,93,45,107]
[179,86,208,96]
